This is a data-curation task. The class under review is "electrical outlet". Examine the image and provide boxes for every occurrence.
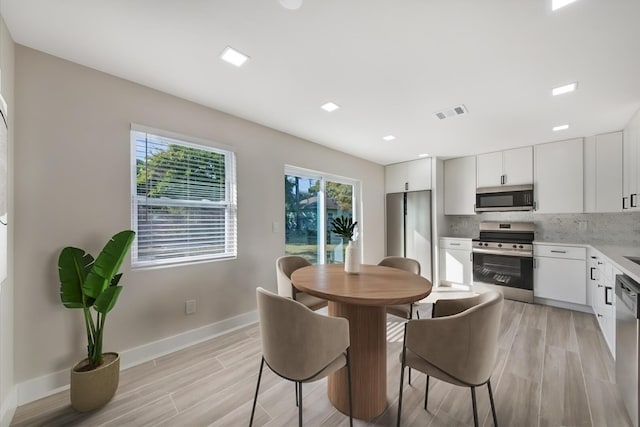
[578,220,587,232]
[185,299,196,315]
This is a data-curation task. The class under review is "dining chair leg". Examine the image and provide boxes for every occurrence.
[249,357,264,427]
[424,375,430,410]
[487,379,498,427]
[471,386,479,427]
[298,382,303,427]
[397,364,405,427]
[295,382,298,407]
[346,349,354,427]
[408,367,412,385]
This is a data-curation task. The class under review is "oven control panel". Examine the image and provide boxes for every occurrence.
[472,241,533,257]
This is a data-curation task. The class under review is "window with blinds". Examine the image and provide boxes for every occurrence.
[131,127,237,267]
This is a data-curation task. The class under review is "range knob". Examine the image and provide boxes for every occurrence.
[519,245,523,249]
[484,243,489,247]
[512,244,517,249]
[498,244,502,248]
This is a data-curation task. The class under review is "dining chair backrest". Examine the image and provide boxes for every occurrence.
[406,291,503,386]
[256,287,349,381]
[276,255,311,299]
[377,256,421,276]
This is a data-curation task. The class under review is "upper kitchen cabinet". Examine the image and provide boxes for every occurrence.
[444,156,476,215]
[534,138,583,213]
[385,158,432,193]
[623,109,640,210]
[584,131,623,212]
[477,146,533,188]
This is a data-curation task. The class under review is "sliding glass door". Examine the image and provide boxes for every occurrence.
[284,167,358,264]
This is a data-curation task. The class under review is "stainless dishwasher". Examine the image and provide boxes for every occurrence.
[616,274,640,427]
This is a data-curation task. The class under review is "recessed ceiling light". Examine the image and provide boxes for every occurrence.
[552,82,578,96]
[418,153,429,158]
[552,0,578,11]
[553,124,570,131]
[220,46,249,67]
[280,0,303,10]
[383,135,396,142]
[321,102,340,112]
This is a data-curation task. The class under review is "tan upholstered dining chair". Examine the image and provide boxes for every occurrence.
[276,255,327,311]
[377,256,421,319]
[396,291,504,427]
[250,287,353,427]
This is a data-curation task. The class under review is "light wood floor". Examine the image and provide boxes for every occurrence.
[11,300,633,426]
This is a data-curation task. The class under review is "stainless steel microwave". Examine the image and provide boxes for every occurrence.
[475,184,534,212]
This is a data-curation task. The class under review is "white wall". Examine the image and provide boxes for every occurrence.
[0,14,15,427]
[14,46,385,389]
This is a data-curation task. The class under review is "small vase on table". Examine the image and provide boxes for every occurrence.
[344,240,360,274]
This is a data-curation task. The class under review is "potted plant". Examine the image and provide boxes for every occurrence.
[330,215,359,273]
[57,230,135,412]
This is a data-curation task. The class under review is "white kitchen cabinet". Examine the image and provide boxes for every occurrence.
[438,238,473,288]
[533,244,586,304]
[477,146,533,188]
[385,158,431,193]
[444,156,476,215]
[590,251,616,357]
[534,138,583,213]
[623,109,640,211]
[586,248,600,308]
[585,131,623,212]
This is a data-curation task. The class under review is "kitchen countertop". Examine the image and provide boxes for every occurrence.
[533,241,640,284]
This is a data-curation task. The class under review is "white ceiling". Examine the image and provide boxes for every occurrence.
[2,0,640,165]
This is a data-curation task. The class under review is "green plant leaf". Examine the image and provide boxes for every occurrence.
[93,286,123,314]
[84,230,135,299]
[58,247,94,309]
[330,215,357,241]
[110,273,123,287]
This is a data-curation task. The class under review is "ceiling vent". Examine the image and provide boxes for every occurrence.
[433,104,468,120]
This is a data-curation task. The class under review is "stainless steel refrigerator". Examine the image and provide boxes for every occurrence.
[386,190,432,281]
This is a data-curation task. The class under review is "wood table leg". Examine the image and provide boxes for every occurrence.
[327,301,387,420]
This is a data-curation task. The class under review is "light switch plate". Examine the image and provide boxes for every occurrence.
[185,300,196,315]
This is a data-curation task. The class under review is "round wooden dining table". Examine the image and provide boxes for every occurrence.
[291,263,432,420]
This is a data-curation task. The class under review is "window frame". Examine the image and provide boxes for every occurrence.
[130,124,237,269]
[284,165,362,265]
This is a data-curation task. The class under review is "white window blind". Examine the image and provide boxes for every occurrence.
[131,128,237,267]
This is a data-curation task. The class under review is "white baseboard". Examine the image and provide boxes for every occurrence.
[0,386,17,427]
[534,297,593,313]
[17,310,257,406]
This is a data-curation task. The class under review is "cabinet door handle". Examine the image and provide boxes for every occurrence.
[623,197,629,210]
[533,258,537,269]
[550,250,567,254]
[450,243,461,246]
[500,175,505,185]
[605,286,613,305]
[470,252,473,262]
[597,313,603,318]
[632,194,637,208]
[405,182,409,191]
[590,267,596,280]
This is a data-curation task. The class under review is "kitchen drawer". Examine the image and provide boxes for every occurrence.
[534,245,586,260]
[439,238,472,251]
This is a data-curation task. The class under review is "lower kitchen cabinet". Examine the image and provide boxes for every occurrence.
[589,250,618,357]
[533,244,586,304]
[439,238,472,288]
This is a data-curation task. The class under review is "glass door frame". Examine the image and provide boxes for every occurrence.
[284,165,361,265]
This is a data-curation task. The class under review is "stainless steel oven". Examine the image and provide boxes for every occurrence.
[472,222,535,303]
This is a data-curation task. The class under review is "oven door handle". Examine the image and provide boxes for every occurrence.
[472,248,533,258]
